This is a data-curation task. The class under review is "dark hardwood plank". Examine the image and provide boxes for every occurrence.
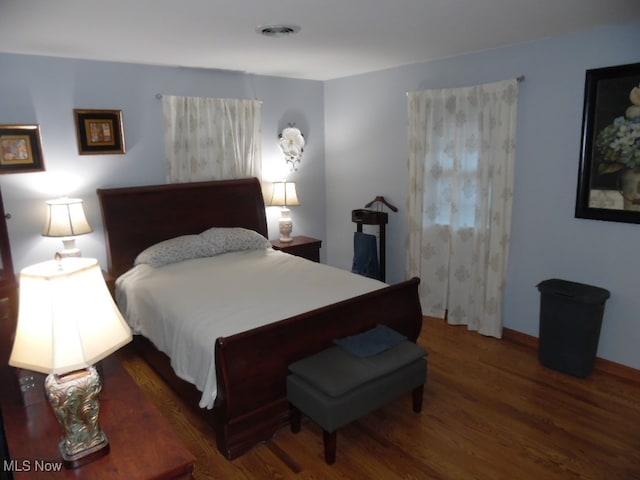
[120,316,640,480]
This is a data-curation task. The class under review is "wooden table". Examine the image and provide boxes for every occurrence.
[0,354,195,479]
[271,235,322,262]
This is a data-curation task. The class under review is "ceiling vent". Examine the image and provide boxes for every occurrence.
[257,25,301,37]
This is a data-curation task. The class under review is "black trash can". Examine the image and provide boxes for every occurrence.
[536,279,610,377]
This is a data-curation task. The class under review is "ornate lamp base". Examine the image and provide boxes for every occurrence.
[58,238,82,258]
[44,366,110,469]
[278,208,294,243]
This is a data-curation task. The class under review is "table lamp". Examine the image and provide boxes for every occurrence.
[9,257,132,468]
[43,197,93,257]
[268,181,300,242]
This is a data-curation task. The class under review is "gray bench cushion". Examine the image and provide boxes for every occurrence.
[288,340,427,398]
[287,358,427,432]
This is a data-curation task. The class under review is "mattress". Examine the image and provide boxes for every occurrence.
[116,248,386,408]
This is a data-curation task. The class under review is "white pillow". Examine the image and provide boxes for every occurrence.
[199,227,271,254]
[134,235,215,268]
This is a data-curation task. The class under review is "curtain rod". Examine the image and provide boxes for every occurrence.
[157,75,526,100]
[155,93,263,103]
[405,75,525,97]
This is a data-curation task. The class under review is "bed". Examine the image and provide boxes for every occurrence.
[97,177,423,459]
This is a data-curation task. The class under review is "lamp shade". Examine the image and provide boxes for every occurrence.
[268,182,300,207]
[9,257,132,375]
[43,197,93,237]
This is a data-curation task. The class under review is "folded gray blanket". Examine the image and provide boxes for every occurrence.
[333,325,407,358]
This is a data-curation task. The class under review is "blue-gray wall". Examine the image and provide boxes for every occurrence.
[325,22,640,369]
[1,20,639,370]
[0,55,326,270]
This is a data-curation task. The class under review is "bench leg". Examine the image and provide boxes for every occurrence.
[323,430,337,465]
[290,405,301,433]
[412,384,424,413]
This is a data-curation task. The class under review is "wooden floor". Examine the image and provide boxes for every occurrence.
[118,317,640,480]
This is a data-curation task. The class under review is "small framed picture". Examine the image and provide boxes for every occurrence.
[0,124,45,174]
[74,109,126,155]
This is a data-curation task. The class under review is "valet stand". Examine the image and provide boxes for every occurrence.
[352,196,397,282]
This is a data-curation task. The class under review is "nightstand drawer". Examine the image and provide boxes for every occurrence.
[271,236,322,262]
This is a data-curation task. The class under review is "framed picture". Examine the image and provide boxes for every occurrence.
[0,124,45,174]
[74,109,126,155]
[575,62,640,224]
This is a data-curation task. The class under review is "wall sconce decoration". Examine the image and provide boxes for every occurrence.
[268,181,300,242]
[9,257,132,468]
[43,197,93,257]
[279,124,305,171]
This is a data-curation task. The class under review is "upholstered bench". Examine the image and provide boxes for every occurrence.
[286,331,428,464]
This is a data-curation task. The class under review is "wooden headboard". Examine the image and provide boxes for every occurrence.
[97,178,268,278]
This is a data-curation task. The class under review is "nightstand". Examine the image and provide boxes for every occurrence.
[102,270,116,299]
[0,353,195,479]
[271,236,322,263]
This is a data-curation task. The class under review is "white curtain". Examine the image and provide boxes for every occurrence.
[162,95,262,182]
[406,79,519,338]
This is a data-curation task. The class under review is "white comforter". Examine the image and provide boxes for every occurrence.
[116,248,386,408]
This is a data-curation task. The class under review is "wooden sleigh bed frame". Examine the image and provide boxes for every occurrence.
[97,177,423,459]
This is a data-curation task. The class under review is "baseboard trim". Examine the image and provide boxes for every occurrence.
[502,327,640,384]
[501,327,538,350]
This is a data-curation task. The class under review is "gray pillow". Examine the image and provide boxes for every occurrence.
[199,227,271,254]
[134,235,215,268]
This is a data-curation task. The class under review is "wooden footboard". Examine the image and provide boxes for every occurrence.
[213,276,422,459]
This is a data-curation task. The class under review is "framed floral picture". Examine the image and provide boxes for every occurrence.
[575,62,640,224]
[0,124,45,174]
[74,109,126,155]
